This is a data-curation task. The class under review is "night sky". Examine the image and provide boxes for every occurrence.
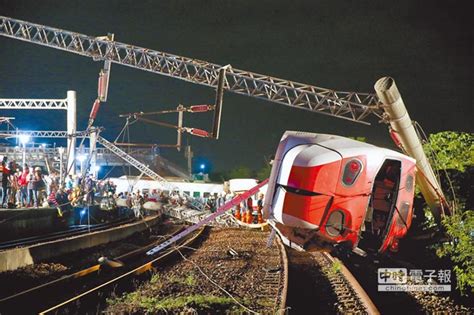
[0,0,472,173]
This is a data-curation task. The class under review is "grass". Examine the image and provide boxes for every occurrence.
[324,260,342,277]
[113,293,243,312]
[108,273,241,312]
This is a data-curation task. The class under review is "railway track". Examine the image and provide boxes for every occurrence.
[0,223,204,314]
[0,217,135,251]
[312,252,379,314]
[286,248,379,314]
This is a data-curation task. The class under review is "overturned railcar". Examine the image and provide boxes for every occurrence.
[264,131,417,255]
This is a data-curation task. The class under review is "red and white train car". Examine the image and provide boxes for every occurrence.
[264,131,417,255]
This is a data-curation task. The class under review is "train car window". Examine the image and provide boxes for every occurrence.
[278,184,320,196]
[193,191,201,198]
[342,159,362,186]
[397,202,410,227]
[325,210,345,237]
[184,191,190,196]
[203,192,210,198]
[406,175,414,192]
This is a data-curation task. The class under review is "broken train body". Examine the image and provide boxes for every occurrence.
[264,131,417,255]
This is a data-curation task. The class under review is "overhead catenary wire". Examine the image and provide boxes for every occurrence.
[413,121,458,211]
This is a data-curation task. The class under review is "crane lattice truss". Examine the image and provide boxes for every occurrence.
[0,98,68,110]
[0,15,383,124]
[0,130,86,138]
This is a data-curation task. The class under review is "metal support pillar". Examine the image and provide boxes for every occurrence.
[374,77,448,221]
[90,127,98,177]
[58,147,65,186]
[185,145,193,177]
[177,109,183,152]
[211,66,227,139]
[66,90,77,175]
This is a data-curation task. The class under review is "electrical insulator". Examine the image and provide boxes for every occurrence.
[89,98,101,120]
[97,70,108,101]
[389,128,403,148]
[188,128,210,138]
[189,105,212,113]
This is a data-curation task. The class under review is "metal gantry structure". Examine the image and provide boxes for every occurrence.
[0,130,87,138]
[0,91,78,174]
[0,98,68,109]
[0,15,447,218]
[0,15,383,124]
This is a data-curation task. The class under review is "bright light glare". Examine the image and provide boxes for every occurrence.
[19,134,30,145]
[94,165,101,172]
[200,164,205,170]
[77,155,87,162]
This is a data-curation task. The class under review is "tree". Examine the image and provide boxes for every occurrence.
[436,212,474,295]
[256,163,272,181]
[228,166,252,179]
[424,131,473,172]
[256,156,273,181]
[422,131,474,295]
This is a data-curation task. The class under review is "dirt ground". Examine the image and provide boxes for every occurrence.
[106,227,284,314]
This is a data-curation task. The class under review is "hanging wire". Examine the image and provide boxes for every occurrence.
[413,121,458,211]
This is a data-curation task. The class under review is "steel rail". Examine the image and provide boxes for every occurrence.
[316,252,379,315]
[0,223,184,306]
[38,226,206,314]
[0,217,135,251]
[275,235,289,314]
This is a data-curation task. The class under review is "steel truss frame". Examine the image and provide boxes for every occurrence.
[0,98,68,110]
[0,15,383,123]
[0,130,87,138]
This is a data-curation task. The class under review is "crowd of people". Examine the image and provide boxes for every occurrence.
[0,155,266,224]
[0,156,117,211]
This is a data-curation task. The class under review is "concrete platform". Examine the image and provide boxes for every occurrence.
[0,215,161,272]
[0,207,67,241]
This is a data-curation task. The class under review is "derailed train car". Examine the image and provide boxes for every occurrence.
[264,131,417,255]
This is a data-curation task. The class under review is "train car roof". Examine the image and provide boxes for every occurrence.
[283,131,415,164]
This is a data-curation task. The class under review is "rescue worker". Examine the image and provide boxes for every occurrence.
[8,163,20,208]
[246,197,253,224]
[65,174,74,192]
[1,156,10,207]
[27,167,37,207]
[34,167,47,207]
[55,186,72,215]
[84,175,95,205]
[132,191,144,218]
[234,202,242,221]
[257,193,264,223]
[18,164,29,207]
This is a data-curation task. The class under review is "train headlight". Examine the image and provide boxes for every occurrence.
[325,210,345,237]
[342,159,362,186]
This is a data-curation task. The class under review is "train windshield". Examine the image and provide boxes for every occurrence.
[277,184,321,196]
